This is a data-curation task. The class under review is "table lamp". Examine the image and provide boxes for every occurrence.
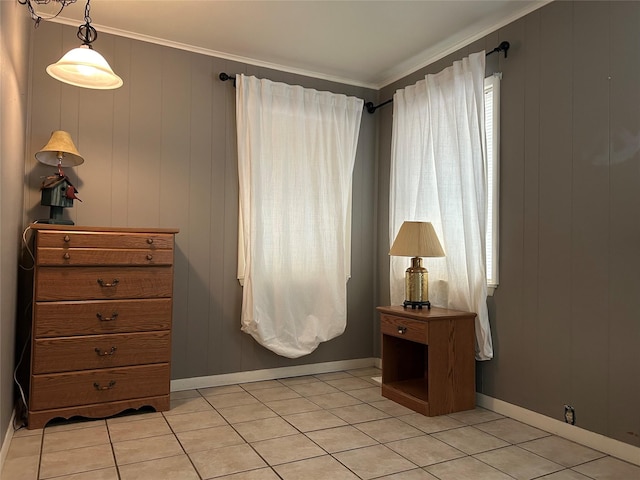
[390,221,445,309]
[35,130,84,225]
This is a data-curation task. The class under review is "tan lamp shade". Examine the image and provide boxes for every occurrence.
[35,131,85,167]
[390,221,444,309]
[389,221,445,258]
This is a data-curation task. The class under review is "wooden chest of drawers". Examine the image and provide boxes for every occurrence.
[27,224,178,429]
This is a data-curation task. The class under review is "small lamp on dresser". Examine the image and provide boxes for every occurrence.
[35,130,84,225]
[390,221,445,309]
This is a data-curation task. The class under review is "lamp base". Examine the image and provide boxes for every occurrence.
[37,218,75,225]
[38,206,74,225]
[403,300,431,310]
[403,257,430,309]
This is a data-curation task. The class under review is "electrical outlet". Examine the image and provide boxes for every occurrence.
[564,405,576,425]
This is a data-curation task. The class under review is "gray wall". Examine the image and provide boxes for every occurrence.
[0,0,30,450]
[9,0,639,453]
[376,1,640,448]
[26,22,378,382]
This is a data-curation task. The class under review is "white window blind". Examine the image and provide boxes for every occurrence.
[484,74,500,291]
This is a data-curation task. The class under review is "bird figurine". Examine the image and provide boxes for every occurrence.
[65,184,82,202]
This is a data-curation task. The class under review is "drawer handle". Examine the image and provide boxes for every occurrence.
[63,235,70,242]
[97,278,119,288]
[96,312,119,321]
[147,238,154,245]
[93,380,116,391]
[63,253,70,260]
[95,347,117,357]
[146,254,153,260]
[397,326,407,335]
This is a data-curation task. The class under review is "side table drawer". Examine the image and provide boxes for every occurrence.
[380,314,428,344]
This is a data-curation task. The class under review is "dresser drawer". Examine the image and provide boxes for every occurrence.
[35,266,174,301]
[34,298,172,337]
[380,314,429,343]
[33,331,171,374]
[36,230,175,249]
[30,364,170,410]
[36,247,174,266]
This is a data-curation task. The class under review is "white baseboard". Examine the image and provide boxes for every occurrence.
[477,393,640,467]
[171,357,378,392]
[0,409,16,475]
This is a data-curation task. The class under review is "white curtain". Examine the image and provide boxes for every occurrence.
[389,52,493,360]
[236,74,363,358]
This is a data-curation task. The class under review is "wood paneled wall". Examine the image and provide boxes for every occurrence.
[23,0,640,450]
[27,22,378,381]
[376,1,640,448]
[1,0,31,450]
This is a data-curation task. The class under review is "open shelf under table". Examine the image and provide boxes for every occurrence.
[382,378,429,415]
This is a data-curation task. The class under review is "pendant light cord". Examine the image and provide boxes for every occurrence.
[77,0,98,47]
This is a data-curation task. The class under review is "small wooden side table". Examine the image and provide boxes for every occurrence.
[377,305,476,416]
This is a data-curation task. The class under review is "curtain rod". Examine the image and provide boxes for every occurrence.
[219,72,236,85]
[364,41,510,114]
[218,40,510,114]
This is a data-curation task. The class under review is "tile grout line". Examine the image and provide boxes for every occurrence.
[160,410,205,480]
[37,428,44,480]
[104,419,123,480]
[216,388,293,478]
[233,374,385,479]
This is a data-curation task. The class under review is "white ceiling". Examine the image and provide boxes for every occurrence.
[34,0,548,89]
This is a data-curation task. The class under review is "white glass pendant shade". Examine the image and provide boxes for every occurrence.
[46,45,123,90]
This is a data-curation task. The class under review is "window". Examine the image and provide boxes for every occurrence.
[484,74,500,291]
[389,53,493,359]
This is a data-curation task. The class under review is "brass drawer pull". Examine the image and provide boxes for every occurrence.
[63,235,70,242]
[96,312,119,321]
[147,238,154,245]
[97,278,119,287]
[146,254,153,260]
[63,253,70,260]
[93,380,116,391]
[95,347,117,357]
[397,326,407,335]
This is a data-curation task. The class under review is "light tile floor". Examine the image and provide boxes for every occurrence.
[3,368,640,479]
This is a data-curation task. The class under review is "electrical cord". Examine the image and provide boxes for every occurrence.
[20,225,35,271]
[13,297,34,430]
[12,327,31,431]
[18,0,77,26]
[13,224,38,429]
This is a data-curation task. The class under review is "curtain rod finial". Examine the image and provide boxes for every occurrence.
[219,72,236,87]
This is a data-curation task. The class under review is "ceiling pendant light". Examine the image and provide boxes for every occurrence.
[46,0,123,89]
